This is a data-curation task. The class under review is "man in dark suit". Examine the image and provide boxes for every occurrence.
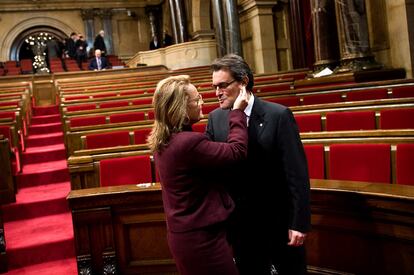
[206,54,311,275]
[149,35,160,50]
[65,32,77,59]
[88,49,109,71]
[93,30,107,55]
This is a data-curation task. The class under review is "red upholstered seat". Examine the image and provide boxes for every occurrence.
[109,112,146,123]
[329,143,391,183]
[380,108,414,129]
[346,88,388,101]
[119,90,146,96]
[99,101,129,109]
[255,83,291,93]
[20,59,33,73]
[134,128,151,144]
[147,111,155,120]
[132,98,152,106]
[67,104,96,112]
[197,82,212,89]
[100,155,152,186]
[0,101,19,107]
[294,114,321,132]
[202,104,218,114]
[192,123,207,133]
[392,85,414,98]
[85,131,130,149]
[326,111,376,131]
[65,95,89,101]
[93,92,117,98]
[4,61,18,69]
[0,92,21,98]
[266,96,300,107]
[304,145,325,179]
[69,115,106,127]
[396,144,414,185]
[0,111,16,120]
[302,93,343,105]
[200,91,216,99]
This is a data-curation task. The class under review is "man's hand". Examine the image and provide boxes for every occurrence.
[287,229,307,246]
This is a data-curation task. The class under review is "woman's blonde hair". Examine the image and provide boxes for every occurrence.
[147,75,192,152]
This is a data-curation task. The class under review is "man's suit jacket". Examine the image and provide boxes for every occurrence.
[93,35,107,53]
[206,96,311,272]
[155,110,248,233]
[88,57,109,70]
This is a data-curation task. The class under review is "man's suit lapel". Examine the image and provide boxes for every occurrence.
[217,109,231,142]
[249,96,266,140]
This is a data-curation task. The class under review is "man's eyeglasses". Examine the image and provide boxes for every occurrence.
[211,79,236,90]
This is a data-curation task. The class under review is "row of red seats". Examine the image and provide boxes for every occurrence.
[50,56,126,73]
[65,97,152,112]
[82,128,151,149]
[295,108,414,132]
[304,143,414,185]
[69,111,153,128]
[0,59,33,76]
[264,85,414,107]
[91,143,414,187]
[60,82,414,118]
[192,108,414,133]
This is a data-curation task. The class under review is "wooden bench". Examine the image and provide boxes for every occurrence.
[0,134,15,204]
[67,129,414,189]
[67,179,414,275]
[62,98,413,156]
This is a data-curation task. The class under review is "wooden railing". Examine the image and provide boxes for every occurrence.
[67,179,414,275]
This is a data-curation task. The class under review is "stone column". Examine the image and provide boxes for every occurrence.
[168,0,178,44]
[98,9,114,55]
[311,0,339,72]
[173,0,188,43]
[223,0,243,55]
[211,0,226,57]
[334,0,382,72]
[239,0,278,73]
[80,9,95,53]
[146,7,159,38]
[288,0,307,69]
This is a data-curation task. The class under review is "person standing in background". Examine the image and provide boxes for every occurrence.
[65,32,77,59]
[75,34,88,70]
[149,35,160,50]
[163,30,173,47]
[93,30,107,56]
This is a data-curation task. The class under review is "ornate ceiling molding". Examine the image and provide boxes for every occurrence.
[0,0,163,11]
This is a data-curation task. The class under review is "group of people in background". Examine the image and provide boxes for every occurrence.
[149,30,173,50]
[45,29,173,71]
[46,30,109,71]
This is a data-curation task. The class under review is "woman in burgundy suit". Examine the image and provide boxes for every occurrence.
[147,75,248,275]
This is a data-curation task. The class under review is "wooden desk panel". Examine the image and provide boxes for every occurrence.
[68,183,177,275]
[308,179,414,274]
[68,180,414,275]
